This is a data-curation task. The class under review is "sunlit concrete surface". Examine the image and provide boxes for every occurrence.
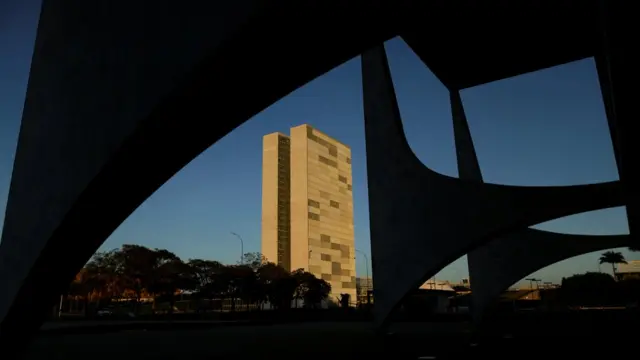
[261,125,357,300]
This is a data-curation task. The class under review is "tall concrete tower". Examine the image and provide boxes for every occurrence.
[261,124,356,302]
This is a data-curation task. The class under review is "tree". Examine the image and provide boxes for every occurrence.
[188,259,224,311]
[69,244,339,317]
[257,263,297,309]
[229,264,261,310]
[302,276,331,308]
[618,277,640,305]
[113,245,161,313]
[291,269,309,307]
[88,249,123,301]
[240,252,267,270]
[599,251,627,279]
[559,272,618,306]
[69,267,102,315]
[147,256,196,315]
[289,269,330,308]
[69,250,122,315]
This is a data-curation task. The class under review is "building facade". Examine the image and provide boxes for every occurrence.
[617,260,640,281]
[356,277,374,305]
[261,132,291,270]
[262,124,356,302]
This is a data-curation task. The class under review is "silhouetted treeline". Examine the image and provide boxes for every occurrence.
[558,272,640,307]
[68,245,331,315]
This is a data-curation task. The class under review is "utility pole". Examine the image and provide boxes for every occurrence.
[355,249,371,305]
[230,232,244,264]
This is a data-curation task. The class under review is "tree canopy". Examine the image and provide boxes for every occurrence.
[69,245,331,314]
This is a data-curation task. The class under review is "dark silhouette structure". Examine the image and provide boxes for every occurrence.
[448,89,630,321]
[361,44,624,328]
[0,0,634,354]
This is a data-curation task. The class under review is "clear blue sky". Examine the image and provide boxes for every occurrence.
[0,0,634,287]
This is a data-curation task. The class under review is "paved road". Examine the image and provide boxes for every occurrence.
[28,321,626,360]
[30,322,473,360]
[40,320,246,331]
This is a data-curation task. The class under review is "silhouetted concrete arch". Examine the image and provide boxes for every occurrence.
[468,229,630,320]
[361,44,624,328]
[447,91,629,321]
[0,0,634,355]
[0,0,407,349]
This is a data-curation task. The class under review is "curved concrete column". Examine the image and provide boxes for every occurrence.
[360,45,623,327]
[594,2,637,245]
[0,0,407,349]
[449,91,629,320]
[468,230,629,318]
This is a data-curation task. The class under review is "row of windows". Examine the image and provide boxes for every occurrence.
[307,177,351,197]
[319,273,354,283]
[308,198,341,210]
[341,281,356,289]
[307,136,351,162]
[307,130,350,160]
[318,155,338,168]
[328,146,338,157]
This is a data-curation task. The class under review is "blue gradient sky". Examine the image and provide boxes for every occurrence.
[1,0,635,286]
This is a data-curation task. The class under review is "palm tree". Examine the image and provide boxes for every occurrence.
[599,251,627,279]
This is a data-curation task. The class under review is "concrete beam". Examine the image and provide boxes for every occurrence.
[449,91,628,320]
[0,1,633,354]
[468,229,629,319]
[0,0,406,352]
[595,1,637,247]
[361,44,623,328]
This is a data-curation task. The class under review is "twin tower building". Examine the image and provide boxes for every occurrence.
[261,124,357,301]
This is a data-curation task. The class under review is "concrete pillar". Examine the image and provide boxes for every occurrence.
[361,44,624,328]
[449,91,628,321]
[0,0,402,353]
[595,1,637,247]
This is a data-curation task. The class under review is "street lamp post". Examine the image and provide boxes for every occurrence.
[355,249,371,305]
[58,294,63,318]
[525,278,538,299]
[230,232,244,264]
[355,249,370,281]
